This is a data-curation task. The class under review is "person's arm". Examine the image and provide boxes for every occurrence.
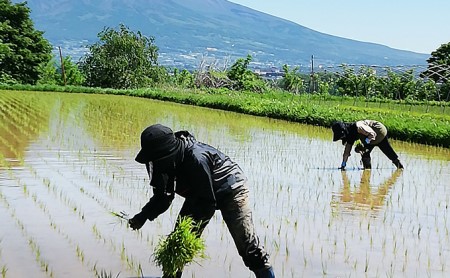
[356,120,377,143]
[129,170,175,230]
[140,173,175,220]
[340,143,353,170]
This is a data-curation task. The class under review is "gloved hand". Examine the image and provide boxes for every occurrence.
[128,212,147,230]
[339,161,346,171]
[364,138,371,145]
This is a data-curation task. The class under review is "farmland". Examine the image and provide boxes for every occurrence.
[2,85,449,147]
[0,90,449,277]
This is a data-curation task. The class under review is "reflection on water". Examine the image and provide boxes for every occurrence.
[332,169,402,214]
[0,91,55,164]
[0,90,449,277]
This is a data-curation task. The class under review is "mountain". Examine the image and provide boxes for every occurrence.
[21,0,429,69]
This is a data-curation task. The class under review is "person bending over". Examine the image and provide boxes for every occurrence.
[129,124,275,278]
[332,120,404,170]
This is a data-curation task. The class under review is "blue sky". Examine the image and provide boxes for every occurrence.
[228,0,449,54]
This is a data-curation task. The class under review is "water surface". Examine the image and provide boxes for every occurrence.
[0,91,449,277]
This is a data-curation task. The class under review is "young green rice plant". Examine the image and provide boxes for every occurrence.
[110,211,130,230]
[93,269,120,278]
[153,216,206,277]
[76,245,85,263]
[1,265,6,278]
[110,211,129,222]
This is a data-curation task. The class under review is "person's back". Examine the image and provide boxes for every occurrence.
[172,131,247,199]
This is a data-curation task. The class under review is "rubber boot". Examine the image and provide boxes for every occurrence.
[254,266,275,278]
[361,153,371,169]
[393,159,404,169]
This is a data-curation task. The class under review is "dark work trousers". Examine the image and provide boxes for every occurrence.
[176,185,271,274]
[363,136,399,162]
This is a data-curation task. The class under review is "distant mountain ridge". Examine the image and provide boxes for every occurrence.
[21,0,429,69]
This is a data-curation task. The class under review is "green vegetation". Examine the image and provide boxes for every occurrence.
[1,265,6,278]
[38,55,85,86]
[227,54,267,92]
[0,0,52,84]
[1,86,449,147]
[2,1,449,101]
[79,24,164,89]
[0,86,449,277]
[1,1,449,148]
[154,217,206,277]
[422,42,450,83]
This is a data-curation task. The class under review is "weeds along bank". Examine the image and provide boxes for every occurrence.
[1,85,449,148]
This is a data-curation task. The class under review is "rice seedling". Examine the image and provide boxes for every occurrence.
[93,269,120,278]
[110,211,130,222]
[1,266,7,278]
[76,245,85,263]
[153,217,206,277]
[1,90,449,277]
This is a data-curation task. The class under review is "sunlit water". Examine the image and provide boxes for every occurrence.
[0,91,449,278]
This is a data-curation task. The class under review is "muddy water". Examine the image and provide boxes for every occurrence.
[0,90,449,278]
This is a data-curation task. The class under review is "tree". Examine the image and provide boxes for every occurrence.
[0,0,52,84]
[79,24,164,89]
[335,65,359,97]
[38,55,85,86]
[421,42,450,101]
[227,55,267,92]
[280,64,304,94]
[421,42,450,83]
[172,68,194,88]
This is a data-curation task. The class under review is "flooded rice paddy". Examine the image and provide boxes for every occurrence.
[0,90,449,278]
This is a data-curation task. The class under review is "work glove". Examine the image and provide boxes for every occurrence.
[128,212,147,230]
[339,161,346,171]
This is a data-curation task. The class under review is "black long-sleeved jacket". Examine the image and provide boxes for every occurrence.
[140,131,247,221]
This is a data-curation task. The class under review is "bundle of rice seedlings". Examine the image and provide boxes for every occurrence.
[153,216,206,277]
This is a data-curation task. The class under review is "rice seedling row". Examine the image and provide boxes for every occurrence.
[0,90,449,277]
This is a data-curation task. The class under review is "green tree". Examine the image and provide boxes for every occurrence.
[421,42,450,83]
[280,64,304,94]
[79,24,164,89]
[358,66,378,98]
[421,43,450,101]
[335,65,359,97]
[227,55,266,92]
[38,56,85,86]
[37,58,58,85]
[0,0,52,84]
[416,79,438,101]
[172,68,194,88]
[62,56,85,86]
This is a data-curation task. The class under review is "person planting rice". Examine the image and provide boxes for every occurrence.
[331,120,404,170]
[128,124,275,278]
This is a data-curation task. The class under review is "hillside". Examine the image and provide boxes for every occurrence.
[22,0,429,69]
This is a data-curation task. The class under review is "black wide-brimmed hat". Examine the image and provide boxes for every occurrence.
[135,124,179,164]
[331,121,346,142]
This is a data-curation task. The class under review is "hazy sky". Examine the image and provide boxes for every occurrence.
[228,0,449,54]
